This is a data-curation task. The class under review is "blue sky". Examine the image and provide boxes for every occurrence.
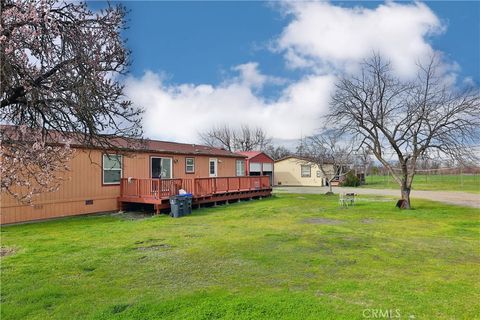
[89,1,480,143]
[119,1,479,85]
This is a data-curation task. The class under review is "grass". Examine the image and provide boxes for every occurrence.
[1,194,479,319]
[362,174,480,193]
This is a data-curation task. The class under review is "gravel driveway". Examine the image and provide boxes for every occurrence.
[274,186,480,208]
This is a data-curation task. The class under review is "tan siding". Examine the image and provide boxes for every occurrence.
[1,148,243,224]
[274,157,334,187]
[1,150,120,224]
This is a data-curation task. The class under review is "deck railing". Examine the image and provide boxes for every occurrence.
[120,178,183,199]
[120,176,270,199]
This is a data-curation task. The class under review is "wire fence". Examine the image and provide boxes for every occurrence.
[365,168,480,192]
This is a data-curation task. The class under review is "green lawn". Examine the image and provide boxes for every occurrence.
[362,174,480,193]
[1,194,479,319]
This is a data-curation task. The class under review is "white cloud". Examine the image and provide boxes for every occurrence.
[276,1,443,77]
[125,68,334,143]
[126,1,450,143]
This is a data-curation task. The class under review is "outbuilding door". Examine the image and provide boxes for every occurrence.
[262,163,273,185]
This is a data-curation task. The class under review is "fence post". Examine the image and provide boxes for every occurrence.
[461,167,464,188]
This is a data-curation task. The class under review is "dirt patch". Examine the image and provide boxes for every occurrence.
[136,244,171,251]
[0,247,16,257]
[112,211,153,220]
[360,218,376,224]
[134,238,165,245]
[302,218,343,225]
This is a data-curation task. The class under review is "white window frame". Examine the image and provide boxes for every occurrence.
[185,157,195,173]
[301,165,311,178]
[102,154,123,185]
[236,160,245,176]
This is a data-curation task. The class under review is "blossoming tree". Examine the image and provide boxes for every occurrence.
[0,0,143,202]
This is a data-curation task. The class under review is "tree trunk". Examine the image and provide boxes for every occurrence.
[400,185,411,209]
[328,178,333,193]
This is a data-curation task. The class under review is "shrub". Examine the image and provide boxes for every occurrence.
[342,171,360,187]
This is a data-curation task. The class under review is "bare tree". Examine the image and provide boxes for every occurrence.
[355,147,373,176]
[234,125,272,151]
[303,130,354,194]
[327,54,480,208]
[0,1,143,202]
[295,137,308,157]
[263,145,292,160]
[199,124,272,152]
[199,125,235,151]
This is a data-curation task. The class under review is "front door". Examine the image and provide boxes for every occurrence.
[209,158,218,177]
[151,157,172,179]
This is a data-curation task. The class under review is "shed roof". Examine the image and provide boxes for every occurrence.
[237,151,274,162]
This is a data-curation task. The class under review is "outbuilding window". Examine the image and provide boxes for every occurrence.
[301,165,311,178]
[103,154,122,185]
[185,157,195,173]
[236,160,245,176]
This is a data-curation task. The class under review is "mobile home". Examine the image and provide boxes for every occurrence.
[1,138,271,224]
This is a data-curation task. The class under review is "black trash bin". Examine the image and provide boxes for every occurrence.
[169,196,185,218]
[176,194,192,216]
[182,194,193,215]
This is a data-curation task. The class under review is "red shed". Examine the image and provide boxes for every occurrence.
[237,151,274,185]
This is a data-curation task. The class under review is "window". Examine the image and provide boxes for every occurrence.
[301,165,311,178]
[103,154,122,184]
[236,160,245,176]
[316,170,322,178]
[185,157,195,173]
[151,157,172,179]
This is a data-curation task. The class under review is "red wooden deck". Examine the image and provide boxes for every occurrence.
[118,176,272,213]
